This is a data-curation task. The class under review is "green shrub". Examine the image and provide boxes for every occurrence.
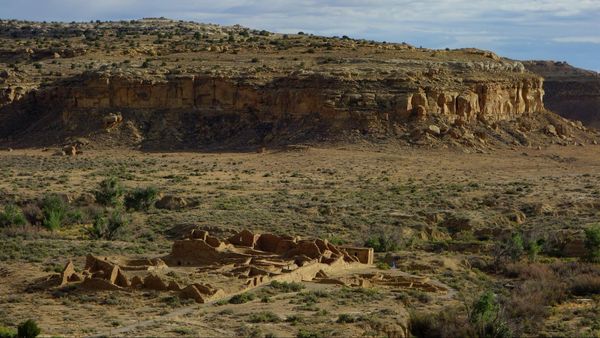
[469,292,512,338]
[584,224,600,263]
[0,204,27,227]
[40,195,67,230]
[269,280,305,292]
[410,293,511,338]
[229,292,255,304]
[285,314,304,325]
[336,313,359,323]
[364,232,399,252]
[375,261,390,270]
[248,311,280,323]
[0,326,16,338]
[17,320,40,338]
[87,209,128,240]
[124,187,159,211]
[507,233,524,262]
[493,233,525,267]
[43,210,62,231]
[94,177,124,206]
[525,239,542,262]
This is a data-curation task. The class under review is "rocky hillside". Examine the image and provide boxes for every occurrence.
[0,19,597,150]
[524,61,600,129]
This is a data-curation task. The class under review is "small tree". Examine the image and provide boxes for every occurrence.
[469,292,512,338]
[584,224,600,263]
[493,233,525,269]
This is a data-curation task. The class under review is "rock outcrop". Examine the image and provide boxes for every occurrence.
[0,71,546,149]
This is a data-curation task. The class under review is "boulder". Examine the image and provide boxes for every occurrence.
[103,113,123,128]
[545,124,558,136]
[62,145,77,156]
[427,125,441,135]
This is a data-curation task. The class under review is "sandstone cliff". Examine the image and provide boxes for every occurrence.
[0,69,547,149]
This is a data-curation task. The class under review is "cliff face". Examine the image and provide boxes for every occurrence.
[0,71,545,148]
[524,61,600,128]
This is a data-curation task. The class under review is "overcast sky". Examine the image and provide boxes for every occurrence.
[3,0,599,71]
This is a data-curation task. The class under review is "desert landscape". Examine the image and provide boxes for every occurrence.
[0,17,599,338]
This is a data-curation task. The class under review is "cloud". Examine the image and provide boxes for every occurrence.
[2,0,599,70]
[553,36,600,44]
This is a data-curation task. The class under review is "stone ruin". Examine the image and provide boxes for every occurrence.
[49,230,378,303]
[44,229,447,304]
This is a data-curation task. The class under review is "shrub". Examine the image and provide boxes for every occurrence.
[409,312,439,338]
[17,319,40,338]
[0,204,27,227]
[229,292,255,304]
[21,204,43,226]
[269,280,305,292]
[584,224,600,263]
[285,314,304,324]
[94,177,124,206]
[40,195,67,230]
[124,187,159,211]
[87,209,128,240]
[525,239,542,262]
[364,228,400,252]
[570,274,600,296]
[336,313,359,323]
[492,233,525,268]
[0,326,16,338]
[409,293,511,338]
[468,291,511,338]
[375,261,390,270]
[504,263,567,333]
[43,210,62,231]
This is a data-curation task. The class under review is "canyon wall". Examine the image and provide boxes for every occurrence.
[0,71,545,148]
[19,72,545,121]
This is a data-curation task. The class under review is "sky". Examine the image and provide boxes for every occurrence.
[2,0,600,71]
